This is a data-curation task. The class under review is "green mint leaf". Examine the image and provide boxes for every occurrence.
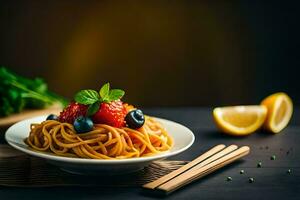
[87,101,100,116]
[108,89,125,101]
[99,83,110,99]
[74,90,100,105]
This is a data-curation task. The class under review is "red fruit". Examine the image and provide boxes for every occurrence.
[92,100,127,127]
[59,102,88,124]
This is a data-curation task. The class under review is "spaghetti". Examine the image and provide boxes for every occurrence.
[25,116,173,159]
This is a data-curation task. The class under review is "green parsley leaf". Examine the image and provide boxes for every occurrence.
[0,97,14,116]
[74,90,100,105]
[0,67,67,117]
[109,89,125,101]
[99,83,110,100]
[87,101,100,116]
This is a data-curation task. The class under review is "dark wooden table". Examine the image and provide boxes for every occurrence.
[1,107,300,200]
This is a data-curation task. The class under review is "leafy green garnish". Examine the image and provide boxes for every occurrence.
[75,90,100,105]
[87,101,100,116]
[74,83,125,116]
[99,82,110,101]
[0,67,68,117]
[108,89,125,101]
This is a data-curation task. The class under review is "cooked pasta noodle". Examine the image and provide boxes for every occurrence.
[25,116,173,159]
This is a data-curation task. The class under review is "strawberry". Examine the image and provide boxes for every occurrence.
[92,100,127,127]
[58,102,88,124]
[73,83,127,127]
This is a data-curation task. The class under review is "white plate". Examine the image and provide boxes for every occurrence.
[5,116,194,175]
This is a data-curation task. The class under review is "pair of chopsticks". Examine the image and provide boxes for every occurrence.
[142,144,250,195]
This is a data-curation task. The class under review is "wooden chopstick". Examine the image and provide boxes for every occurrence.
[156,146,250,194]
[143,144,237,190]
[143,144,226,190]
[191,144,238,171]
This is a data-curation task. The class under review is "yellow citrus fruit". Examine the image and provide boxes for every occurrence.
[213,105,267,136]
[261,92,293,133]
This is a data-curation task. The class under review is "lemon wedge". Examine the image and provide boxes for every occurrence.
[213,105,267,136]
[261,92,293,133]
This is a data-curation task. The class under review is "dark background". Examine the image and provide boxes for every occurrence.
[0,1,299,107]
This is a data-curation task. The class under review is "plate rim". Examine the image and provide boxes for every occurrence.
[5,115,195,164]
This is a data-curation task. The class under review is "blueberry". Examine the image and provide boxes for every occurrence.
[125,109,145,129]
[46,114,59,121]
[73,116,94,133]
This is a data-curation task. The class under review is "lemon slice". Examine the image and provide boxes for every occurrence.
[261,92,293,133]
[213,105,267,136]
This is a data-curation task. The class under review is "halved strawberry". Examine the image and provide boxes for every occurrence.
[92,100,127,127]
[58,102,88,124]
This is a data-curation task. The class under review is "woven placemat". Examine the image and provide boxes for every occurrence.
[0,145,188,187]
